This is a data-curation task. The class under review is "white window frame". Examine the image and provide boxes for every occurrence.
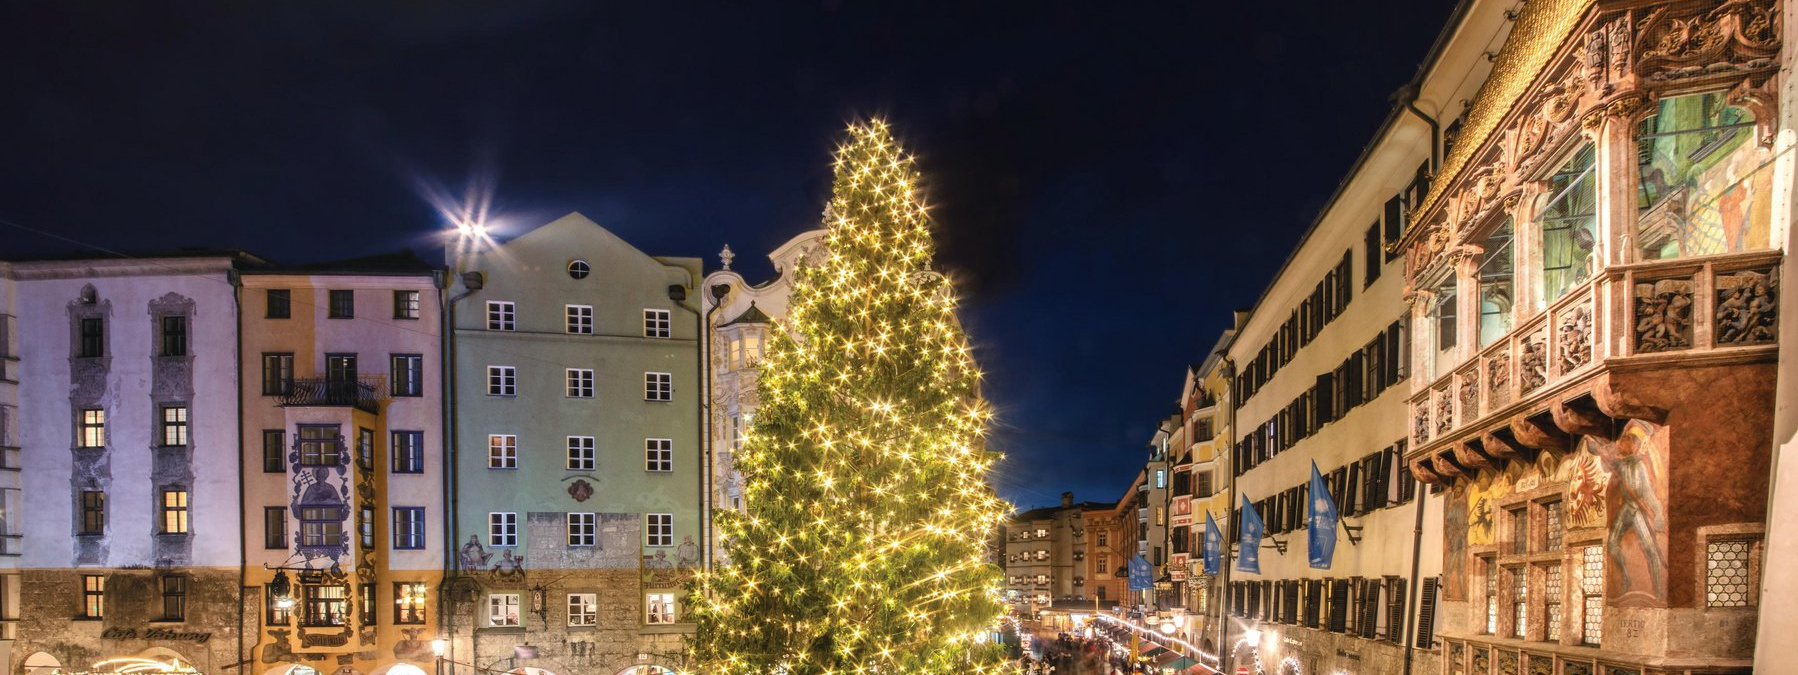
[645,372,672,401]
[489,512,517,547]
[487,434,517,470]
[566,368,595,398]
[646,591,676,625]
[567,592,597,626]
[567,512,596,547]
[646,513,673,547]
[567,436,596,471]
[486,301,516,331]
[646,438,673,473]
[487,366,516,396]
[488,593,520,627]
[566,304,593,335]
[643,309,671,338]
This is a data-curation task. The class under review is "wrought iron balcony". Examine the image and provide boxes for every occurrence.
[1408,251,1780,482]
[279,376,385,413]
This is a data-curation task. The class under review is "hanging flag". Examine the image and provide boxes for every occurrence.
[1236,494,1263,574]
[1308,461,1340,570]
[1203,511,1222,576]
[1128,555,1153,591]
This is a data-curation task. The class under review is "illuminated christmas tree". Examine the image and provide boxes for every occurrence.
[687,120,1014,675]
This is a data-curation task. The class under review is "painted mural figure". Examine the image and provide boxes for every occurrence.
[1602,425,1667,602]
[459,535,491,571]
[676,535,699,569]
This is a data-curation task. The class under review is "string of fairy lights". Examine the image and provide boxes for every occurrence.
[685,120,1015,675]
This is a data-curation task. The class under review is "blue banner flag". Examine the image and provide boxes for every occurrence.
[1203,511,1222,576]
[1236,495,1263,574]
[1308,461,1339,569]
[1128,555,1153,591]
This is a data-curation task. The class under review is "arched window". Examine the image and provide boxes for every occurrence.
[1637,92,1772,259]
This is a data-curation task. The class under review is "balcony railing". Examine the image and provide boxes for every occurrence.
[1410,251,1780,450]
[279,376,385,413]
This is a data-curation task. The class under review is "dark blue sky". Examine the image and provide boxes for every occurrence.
[1,1,1453,509]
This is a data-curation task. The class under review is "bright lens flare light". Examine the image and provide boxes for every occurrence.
[93,659,199,675]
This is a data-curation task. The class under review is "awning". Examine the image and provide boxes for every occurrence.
[1153,650,1184,666]
[1166,656,1199,671]
[1140,646,1170,659]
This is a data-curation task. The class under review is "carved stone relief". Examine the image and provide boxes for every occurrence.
[1635,0,1781,82]
[1520,331,1550,393]
[1414,401,1432,444]
[1715,268,1778,345]
[1458,369,1480,420]
[1557,303,1593,373]
[1486,353,1512,409]
[1436,387,1455,435]
[1633,278,1694,352]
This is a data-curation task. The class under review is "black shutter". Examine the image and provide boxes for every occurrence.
[1387,577,1408,644]
[1384,194,1404,261]
[1365,222,1383,288]
[1315,372,1335,424]
[1386,320,1405,385]
[1416,577,1439,648]
[1338,251,1354,313]
[1347,352,1365,409]
[1345,462,1362,516]
[1359,579,1381,638]
[1328,579,1350,632]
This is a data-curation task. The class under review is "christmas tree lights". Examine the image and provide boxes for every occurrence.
[687,120,1014,675]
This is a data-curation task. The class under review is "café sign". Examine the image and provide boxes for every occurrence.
[100,628,213,644]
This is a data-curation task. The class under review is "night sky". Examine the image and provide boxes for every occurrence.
[2,1,1454,509]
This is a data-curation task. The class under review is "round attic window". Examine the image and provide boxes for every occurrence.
[567,260,591,279]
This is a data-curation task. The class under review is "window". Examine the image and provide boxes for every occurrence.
[1509,507,1528,555]
[299,425,341,466]
[160,316,187,356]
[567,436,595,471]
[1428,275,1458,379]
[644,309,671,338]
[262,353,295,396]
[326,353,358,386]
[1537,145,1598,309]
[265,507,287,549]
[392,431,424,473]
[79,490,105,535]
[78,317,104,357]
[360,506,376,547]
[566,305,593,334]
[304,585,348,627]
[356,427,374,468]
[1477,221,1515,347]
[300,507,344,547]
[393,507,425,550]
[567,260,591,279]
[360,583,377,626]
[393,290,420,320]
[161,489,189,534]
[1705,538,1755,607]
[488,435,518,469]
[263,430,286,473]
[266,586,291,625]
[566,369,594,398]
[1636,92,1771,259]
[1544,565,1563,642]
[390,354,423,397]
[1097,532,1108,547]
[486,301,515,331]
[646,439,673,472]
[568,593,597,626]
[1510,567,1527,638]
[77,409,106,448]
[82,575,105,619]
[567,512,596,547]
[395,582,427,624]
[1580,545,1603,646]
[159,575,187,621]
[266,289,291,319]
[1483,558,1498,634]
[490,512,517,547]
[646,513,673,547]
[1155,469,1166,489]
[646,592,676,624]
[160,406,188,447]
[488,593,520,627]
[328,290,354,319]
[644,372,672,401]
[487,366,516,396]
[1364,221,1383,288]
[1544,501,1564,551]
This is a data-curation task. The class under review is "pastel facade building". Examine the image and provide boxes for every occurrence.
[9,254,247,675]
[0,263,18,670]
[236,254,448,675]
[446,214,702,675]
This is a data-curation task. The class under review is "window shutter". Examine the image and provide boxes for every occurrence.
[1328,579,1350,632]
[1345,462,1362,516]
[1384,195,1404,260]
[1360,579,1381,638]
[1416,577,1439,648]
[1387,577,1407,643]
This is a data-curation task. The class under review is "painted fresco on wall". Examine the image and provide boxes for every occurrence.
[1598,421,1670,607]
[1464,472,1512,548]
[1444,486,1469,601]
[1566,448,1610,529]
[1636,93,1775,259]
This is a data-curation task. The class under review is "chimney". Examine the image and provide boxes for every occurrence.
[1061,492,1074,508]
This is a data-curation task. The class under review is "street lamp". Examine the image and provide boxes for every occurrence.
[431,639,447,675]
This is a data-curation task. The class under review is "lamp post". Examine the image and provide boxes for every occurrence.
[431,638,447,675]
